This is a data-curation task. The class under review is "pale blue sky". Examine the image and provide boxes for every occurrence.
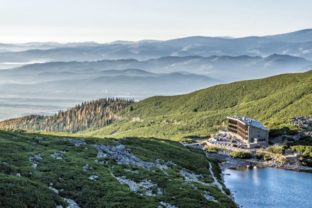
[0,0,311,43]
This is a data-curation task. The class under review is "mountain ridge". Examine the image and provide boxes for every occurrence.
[1,29,312,62]
[1,28,311,46]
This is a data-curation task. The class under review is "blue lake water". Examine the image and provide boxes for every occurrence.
[223,167,312,208]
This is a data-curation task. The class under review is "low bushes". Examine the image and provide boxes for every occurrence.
[267,145,286,154]
[205,146,219,153]
[291,145,312,158]
[230,151,252,159]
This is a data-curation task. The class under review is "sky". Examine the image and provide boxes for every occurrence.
[0,0,312,43]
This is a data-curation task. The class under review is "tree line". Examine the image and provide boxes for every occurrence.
[0,98,134,133]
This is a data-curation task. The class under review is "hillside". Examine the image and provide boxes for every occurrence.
[1,71,311,140]
[86,70,312,139]
[0,130,236,208]
[0,98,133,133]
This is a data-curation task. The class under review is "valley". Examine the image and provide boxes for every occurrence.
[1,30,312,121]
[0,29,312,208]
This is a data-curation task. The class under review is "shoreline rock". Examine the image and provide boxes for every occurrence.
[205,152,312,172]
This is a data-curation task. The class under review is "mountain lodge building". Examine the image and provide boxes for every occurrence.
[227,116,269,148]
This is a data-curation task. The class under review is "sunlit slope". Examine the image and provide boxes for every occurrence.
[87,70,312,139]
[1,70,311,140]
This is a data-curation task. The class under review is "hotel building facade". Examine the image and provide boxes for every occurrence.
[227,116,269,148]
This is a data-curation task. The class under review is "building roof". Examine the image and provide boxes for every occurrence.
[227,116,268,131]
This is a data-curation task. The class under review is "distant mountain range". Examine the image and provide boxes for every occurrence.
[1,29,312,62]
[0,66,217,99]
[0,29,312,120]
[1,54,311,79]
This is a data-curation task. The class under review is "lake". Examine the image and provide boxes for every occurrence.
[223,167,312,208]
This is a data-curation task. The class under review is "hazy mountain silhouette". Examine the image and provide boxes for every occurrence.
[0,29,312,62]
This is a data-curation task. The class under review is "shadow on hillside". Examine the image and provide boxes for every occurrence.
[269,127,298,138]
[0,129,185,147]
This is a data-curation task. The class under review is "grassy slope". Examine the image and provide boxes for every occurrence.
[86,70,312,140]
[1,71,311,141]
[0,130,235,208]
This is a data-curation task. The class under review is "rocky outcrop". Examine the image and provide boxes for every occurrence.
[82,164,91,172]
[88,175,99,181]
[95,144,173,171]
[179,169,203,183]
[293,116,312,131]
[203,191,218,203]
[159,201,178,208]
[113,175,163,196]
[29,154,43,169]
[51,152,64,160]
[63,138,86,147]
[64,198,80,208]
